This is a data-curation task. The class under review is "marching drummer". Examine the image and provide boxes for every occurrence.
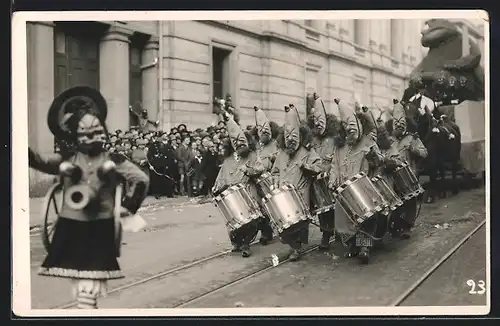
[387,99,428,238]
[308,92,338,250]
[211,112,263,258]
[28,86,150,309]
[327,96,385,264]
[271,104,322,261]
[249,106,279,245]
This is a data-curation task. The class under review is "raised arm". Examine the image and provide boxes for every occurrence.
[28,147,63,175]
[211,163,228,196]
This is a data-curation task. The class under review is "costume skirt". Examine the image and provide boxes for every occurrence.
[38,217,124,280]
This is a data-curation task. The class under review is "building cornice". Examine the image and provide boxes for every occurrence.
[198,19,412,80]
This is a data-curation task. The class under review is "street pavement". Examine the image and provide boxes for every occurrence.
[400,225,487,306]
[179,188,487,308]
[29,187,487,309]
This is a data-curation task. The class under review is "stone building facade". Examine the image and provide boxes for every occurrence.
[160,19,427,128]
[26,19,484,194]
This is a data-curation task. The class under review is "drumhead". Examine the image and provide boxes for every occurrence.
[334,172,366,194]
[262,183,296,202]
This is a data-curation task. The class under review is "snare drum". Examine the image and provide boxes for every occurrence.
[393,163,425,201]
[255,172,275,198]
[311,172,336,217]
[371,175,403,212]
[213,183,262,231]
[333,172,389,225]
[262,184,311,236]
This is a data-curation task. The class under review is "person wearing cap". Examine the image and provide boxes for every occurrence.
[383,99,427,238]
[248,106,280,245]
[28,86,149,309]
[176,135,195,196]
[131,138,150,179]
[199,137,219,197]
[271,104,322,261]
[308,92,339,251]
[327,96,385,264]
[211,113,263,257]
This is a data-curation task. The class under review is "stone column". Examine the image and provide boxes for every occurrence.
[354,20,370,48]
[141,36,159,122]
[379,20,390,55]
[391,20,405,60]
[369,20,381,51]
[99,26,133,132]
[26,21,56,193]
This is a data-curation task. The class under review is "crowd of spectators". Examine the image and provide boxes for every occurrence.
[52,94,264,200]
[107,121,233,199]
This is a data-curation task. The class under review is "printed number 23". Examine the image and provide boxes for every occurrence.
[466,280,486,295]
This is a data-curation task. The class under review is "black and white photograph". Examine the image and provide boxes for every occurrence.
[12,10,489,316]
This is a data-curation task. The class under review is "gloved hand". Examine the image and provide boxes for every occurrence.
[59,162,83,181]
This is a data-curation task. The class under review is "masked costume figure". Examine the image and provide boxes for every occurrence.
[308,93,338,250]
[241,106,280,244]
[271,105,322,261]
[28,86,149,309]
[328,97,385,264]
[385,100,428,238]
[212,113,262,257]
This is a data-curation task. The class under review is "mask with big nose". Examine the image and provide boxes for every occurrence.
[224,111,250,158]
[74,113,107,156]
[254,106,271,145]
[284,105,301,155]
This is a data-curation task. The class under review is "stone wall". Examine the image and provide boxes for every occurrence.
[160,19,423,129]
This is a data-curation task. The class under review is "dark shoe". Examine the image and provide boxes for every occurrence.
[399,228,411,239]
[241,245,251,257]
[241,249,251,257]
[231,245,241,252]
[259,235,273,246]
[358,246,371,264]
[289,249,300,261]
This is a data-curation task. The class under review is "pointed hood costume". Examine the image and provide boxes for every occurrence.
[311,93,327,133]
[225,113,248,151]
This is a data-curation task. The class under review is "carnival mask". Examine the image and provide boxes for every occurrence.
[76,113,107,155]
[345,129,359,146]
[284,130,300,155]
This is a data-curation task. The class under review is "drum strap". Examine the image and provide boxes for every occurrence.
[336,146,353,183]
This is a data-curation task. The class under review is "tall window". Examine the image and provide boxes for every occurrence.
[129,44,143,127]
[212,47,231,101]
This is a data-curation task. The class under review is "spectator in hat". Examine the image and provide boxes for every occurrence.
[176,136,195,196]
